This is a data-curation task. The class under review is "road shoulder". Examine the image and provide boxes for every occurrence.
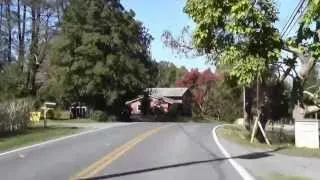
[0,122,133,157]
[215,125,318,180]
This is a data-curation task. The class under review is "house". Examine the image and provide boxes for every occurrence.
[125,88,192,116]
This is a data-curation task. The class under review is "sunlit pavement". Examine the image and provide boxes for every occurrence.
[0,122,244,180]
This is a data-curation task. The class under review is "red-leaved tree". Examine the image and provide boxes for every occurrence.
[176,69,221,115]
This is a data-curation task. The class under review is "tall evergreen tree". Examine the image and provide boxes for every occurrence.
[48,0,157,113]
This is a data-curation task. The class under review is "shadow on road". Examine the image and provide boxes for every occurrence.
[80,124,287,180]
[80,148,284,180]
[176,124,286,159]
[80,148,285,180]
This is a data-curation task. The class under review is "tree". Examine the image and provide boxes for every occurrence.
[165,0,281,121]
[204,77,242,122]
[140,90,151,115]
[183,0,281,84]
[27,0,41,95]
[17,0,27,68]
[5,0,12,63]
[156,61,186,87]
[283,0,320,121]
[0,63,27,101]
[164,0,286,142]
[48,0,157,114]
[0,3,4,66]
[176,68,220,116]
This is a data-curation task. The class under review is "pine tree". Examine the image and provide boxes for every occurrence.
[49,0,157,113]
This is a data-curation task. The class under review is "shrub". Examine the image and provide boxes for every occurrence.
[52,109,70,120]
[167,104,179,118]
[46,109,54,119]
[0,64,27,102]
[0,98,34,135]
[90,110,111,122]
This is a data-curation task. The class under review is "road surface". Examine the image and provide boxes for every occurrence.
[0,122,246,180]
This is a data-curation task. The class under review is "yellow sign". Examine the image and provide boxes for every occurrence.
[30,112,41,123]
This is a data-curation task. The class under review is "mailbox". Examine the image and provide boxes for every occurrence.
[295,118,320,149]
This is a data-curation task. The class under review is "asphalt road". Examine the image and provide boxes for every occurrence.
[0,122,244,180]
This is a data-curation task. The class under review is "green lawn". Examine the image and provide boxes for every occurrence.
[0,126,81,152]
[264,173,311,180]
[218,125,320,158]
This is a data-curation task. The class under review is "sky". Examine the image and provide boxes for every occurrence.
[122,0,300,71]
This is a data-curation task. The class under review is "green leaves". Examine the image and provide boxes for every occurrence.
[303,0,320,26]
[298,1,320,63]
[48,0,156,112]
[220,46,266,85]
[310,43,320,59]
[185,0,280,85]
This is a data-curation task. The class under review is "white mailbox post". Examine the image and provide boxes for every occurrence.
[295,118,319,149]
[41,102,56,128]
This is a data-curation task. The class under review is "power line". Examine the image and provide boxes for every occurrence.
[281,0,307,38]
[282,2,308,38]
[280,0,304,36]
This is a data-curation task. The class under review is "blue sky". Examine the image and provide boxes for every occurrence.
[122,0,299,71]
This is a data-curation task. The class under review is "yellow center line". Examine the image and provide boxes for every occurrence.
[70,125,171,180]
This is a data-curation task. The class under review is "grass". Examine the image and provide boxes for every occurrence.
[0,126,81,152]
[218,125,320,158]
[265,173,311,180]
[48,119,97,124]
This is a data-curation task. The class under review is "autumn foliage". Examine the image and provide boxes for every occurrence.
[176,69,221,115]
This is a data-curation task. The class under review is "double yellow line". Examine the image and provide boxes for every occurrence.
[70,125,170,180]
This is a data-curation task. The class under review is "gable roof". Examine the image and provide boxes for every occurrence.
[125,95,183,105]
[159,96,182,104]
[146,88,189,97]
[125,97,143,105]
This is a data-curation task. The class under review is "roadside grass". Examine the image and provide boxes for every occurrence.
[159,116,215,123]
[48,119,97,124]
[264,173,311,180]
[218,125,320,158]
[0,126,81,152]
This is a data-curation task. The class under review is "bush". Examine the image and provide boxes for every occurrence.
[90,110,113,122]
[46,109,54,119]
[0,64,27,102]
[167,104,179,118]
[0,98,34,135]
[52,109,70,120]
[202,80,242,123]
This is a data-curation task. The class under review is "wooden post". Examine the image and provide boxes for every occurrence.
[250,112,259,143]
[257,120,271,145]
[250,74,271,145]
[251,76,260,143]
[44,109,47,128]
[243,86,246,123]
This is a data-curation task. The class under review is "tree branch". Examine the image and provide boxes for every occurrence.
[306,105,320,114]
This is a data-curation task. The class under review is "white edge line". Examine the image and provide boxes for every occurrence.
[0,123,136,157]
[212,124,256,180]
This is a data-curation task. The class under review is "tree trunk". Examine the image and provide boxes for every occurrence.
[17,0,27,69]
[0,3,3,65]
[17,0,25,68]
[0,3,2,35]
[255,82,270,143]
[28,2,41,95]
[56,0,61,24]
[21,4,26,69]
[5,0,11,63]
[244,87,253,131]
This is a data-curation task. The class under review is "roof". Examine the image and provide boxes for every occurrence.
[152,96,182,104]
[125,97,143,105]
[125,95,183,105]
[146,88,189,97]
